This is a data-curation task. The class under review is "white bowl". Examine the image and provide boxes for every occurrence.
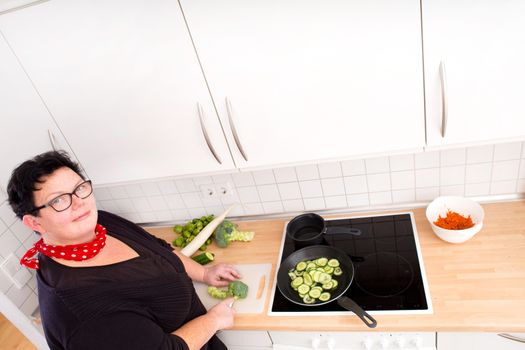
[425,196,485,244]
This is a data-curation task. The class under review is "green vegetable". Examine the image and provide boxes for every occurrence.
[191,252,215,265]
[172,215,215,250]
[213,220,255,248]
[207,281,249,300]
[288,257,341,304]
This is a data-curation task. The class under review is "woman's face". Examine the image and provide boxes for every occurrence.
[25,166,98,245]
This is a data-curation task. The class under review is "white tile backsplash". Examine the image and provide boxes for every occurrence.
[175,178,196,193]
[492,160,520,181]
[303,197,326,211]
[320,178,345,196]
[365,157,390,174]
[344,175,368,194]
[324,195,347,208]
[257,184,281,202]
[415,168,439,188]
[0,230,21,258]
[140,182,161,196]
[465,182,491,196]
[367,173,391,192]
[108,185,128,199]
[392,189,415,203]
[341,159,366,176]
[273,167,297,183]
[282,199,305,212]
[237,187,260,203]
[318,162,342,178]
[252,170,276,185]
[440,166,465,186]
[466,163,492,183]
[441,148,466,166]
[17,140,520,230]
[467,145,494,164]
[346,193,370,207]
[296,164,319,181]
[415,151,440,169]
[231,173,255,187]
[391,170,415,190]
[277,182,301,200]
[389,154,414,171]
[494,142,522,161]
[491,180,517,195]
[299,180,324,198]
[9,220,32,243]
[369,191,392,205]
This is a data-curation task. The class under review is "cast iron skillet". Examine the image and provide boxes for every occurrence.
[277,245,377,328]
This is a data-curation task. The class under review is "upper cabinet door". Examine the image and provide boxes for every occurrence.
[179,0,425,169]
[0,0,235,185]
[0,33,75,193]
[423,1,525,147]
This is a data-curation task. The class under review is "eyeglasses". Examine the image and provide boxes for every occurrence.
[32,180,93,213]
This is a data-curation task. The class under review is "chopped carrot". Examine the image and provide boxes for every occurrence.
[434,210,474,230]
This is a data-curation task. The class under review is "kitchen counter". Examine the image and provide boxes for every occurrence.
[145,201,525,332]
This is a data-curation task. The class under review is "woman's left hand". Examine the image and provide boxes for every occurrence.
[203,263,242,287]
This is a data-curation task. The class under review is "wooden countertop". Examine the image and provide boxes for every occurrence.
[145,201,525,332]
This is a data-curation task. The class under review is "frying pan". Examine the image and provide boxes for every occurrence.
[286,213,361,246]
[277,245,377,328]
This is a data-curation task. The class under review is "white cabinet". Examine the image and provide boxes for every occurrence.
[0,32,75,192]
[217,330,272,349]
[270,331,436,350]
[438,333,525,350]
[0,0,236,185]
[423,1,525,147]
[179,0,425,169]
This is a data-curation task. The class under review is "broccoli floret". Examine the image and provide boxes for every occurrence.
[207,281,249,300]
[213,220,255,248]
[207,286,229,299]
[228,281,248,299]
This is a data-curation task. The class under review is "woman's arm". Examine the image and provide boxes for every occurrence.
[173,297,235,350]
[173,250,241,286]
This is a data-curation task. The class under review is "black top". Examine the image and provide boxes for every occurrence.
[37,210,226,350]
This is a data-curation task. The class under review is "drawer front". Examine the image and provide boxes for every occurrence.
[217,330,272,347]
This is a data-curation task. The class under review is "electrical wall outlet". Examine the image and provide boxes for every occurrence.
[199,182,233,198]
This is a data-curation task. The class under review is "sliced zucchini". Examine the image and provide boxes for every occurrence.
[297,284,310,294]
[318,272,332,284]
[308,288,321,299]
[319,292,331,302]
[303,295,315,304]
[296,261,307,271]
[306,262,317,270]
[191,252,215,265]
[303,273,313,286]
[322,281,333,290]
[323,266,334,274]
[312,270,322,283]
[315,257,328,266]
[328,258,340,267]
[333,267,343,276]
[331,279,339,289]
[291,277,304,288]
[288,271,297,280]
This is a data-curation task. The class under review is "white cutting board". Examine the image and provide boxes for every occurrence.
[193,263,272,314]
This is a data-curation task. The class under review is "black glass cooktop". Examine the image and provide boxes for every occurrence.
[271,213,430,313]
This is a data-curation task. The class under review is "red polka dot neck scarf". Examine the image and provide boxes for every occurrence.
[20,224,107,269]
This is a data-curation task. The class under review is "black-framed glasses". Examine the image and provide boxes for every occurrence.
[32,180,93,213]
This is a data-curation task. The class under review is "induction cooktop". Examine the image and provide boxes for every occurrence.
[268,212,433,315]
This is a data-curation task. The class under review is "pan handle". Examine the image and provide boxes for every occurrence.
[337,296,377,328]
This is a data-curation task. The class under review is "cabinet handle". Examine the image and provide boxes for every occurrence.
[439,61,448,138]
[197,103,222,165]
[48,129,57,151]
[498,333,525,343]
[225,97,248,162]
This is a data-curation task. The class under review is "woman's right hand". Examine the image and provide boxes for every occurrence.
[208,297,236,330]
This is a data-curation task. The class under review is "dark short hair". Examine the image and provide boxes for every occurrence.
[7,151,85,219]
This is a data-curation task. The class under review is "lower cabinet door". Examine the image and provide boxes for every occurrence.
[438,333,525,350]
[217,330,272,348]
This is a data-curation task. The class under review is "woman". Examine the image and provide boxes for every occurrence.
[7,151,239,350]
